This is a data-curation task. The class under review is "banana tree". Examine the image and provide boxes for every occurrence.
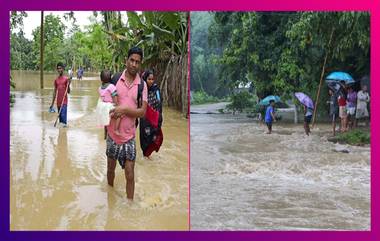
[100,11,188,70]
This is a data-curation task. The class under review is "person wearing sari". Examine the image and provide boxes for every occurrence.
[139,70,163,157]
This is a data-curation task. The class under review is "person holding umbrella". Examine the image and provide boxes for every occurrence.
[295,92,314,136]
[303,105,313,136]
[326,72,354,132]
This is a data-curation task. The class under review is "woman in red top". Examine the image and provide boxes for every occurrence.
[338,92,348,132]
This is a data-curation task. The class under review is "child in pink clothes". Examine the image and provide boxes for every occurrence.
[96,70,122,138]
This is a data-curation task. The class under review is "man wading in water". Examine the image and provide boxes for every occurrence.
[106,47,148,200]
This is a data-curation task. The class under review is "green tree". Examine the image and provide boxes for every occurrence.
[10,11,28,106]
[206,11,369,115]
[31,14,66,70]
[83,23,113,70]
[190,12,228,97]
[10,11,27,31]
[10,11,33,70]
[10,32,34,70]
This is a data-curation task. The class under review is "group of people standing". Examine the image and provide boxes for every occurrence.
[50,47,164,201]
[263,81,370,137]
[329,83,370,136]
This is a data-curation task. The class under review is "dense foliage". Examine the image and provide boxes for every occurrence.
[11,11,188,73]
[191,12,370,115]
[10,11,189,112]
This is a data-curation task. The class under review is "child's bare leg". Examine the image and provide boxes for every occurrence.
[332,119,336,136]
[266,124,272,134]
[115,118,121,135]
[344,117,348,131]
[304,122,308,135]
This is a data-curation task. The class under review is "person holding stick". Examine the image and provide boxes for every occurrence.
[50,62,71,127]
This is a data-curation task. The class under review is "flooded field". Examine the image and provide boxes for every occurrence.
[190,103,370,230]
[10,70,188,230]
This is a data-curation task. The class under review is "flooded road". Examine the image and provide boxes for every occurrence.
[190,103,370,230]
[10,71,188,230]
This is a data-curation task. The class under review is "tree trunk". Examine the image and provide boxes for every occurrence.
[159,54,188,116]
[73,55,75,73]
[40,11,44,89]
[312,28,334,127]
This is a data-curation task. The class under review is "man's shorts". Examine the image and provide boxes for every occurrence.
[304,115,312,124]
[265,122,272,129]
[106,136,136,169]
[347,106,356,116]
[330,113,337,122]
[339,106,347,118]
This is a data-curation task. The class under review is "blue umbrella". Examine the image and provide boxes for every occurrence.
[295,92,314,109]
[259,95,281,106]
[326,71,355,84]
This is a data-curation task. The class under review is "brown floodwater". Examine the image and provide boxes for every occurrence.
[190,103,370,230]
[10,70,188,230]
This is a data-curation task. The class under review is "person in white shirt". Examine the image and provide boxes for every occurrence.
[355,84,370,127]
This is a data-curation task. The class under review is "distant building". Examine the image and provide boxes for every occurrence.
[234,82,254,94]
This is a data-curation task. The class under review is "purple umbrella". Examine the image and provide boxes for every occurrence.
[295,92,314,109]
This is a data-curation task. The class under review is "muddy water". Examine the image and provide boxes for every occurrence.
[190,103,370,230]
[10,70,188,230]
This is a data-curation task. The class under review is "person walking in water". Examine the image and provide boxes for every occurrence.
[68,67,73,80]
[77,66,83,80]
[139,70,164,158]
[265,100,276,134]
[106,47,148,200]
[50,62,71,127]
[303,105,313,136]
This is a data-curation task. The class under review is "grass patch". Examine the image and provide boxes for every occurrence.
[334,129,370,146]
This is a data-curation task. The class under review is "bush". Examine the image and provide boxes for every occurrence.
[191,90,220,105]
[226,91,257,113]
[335,129,370,145]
